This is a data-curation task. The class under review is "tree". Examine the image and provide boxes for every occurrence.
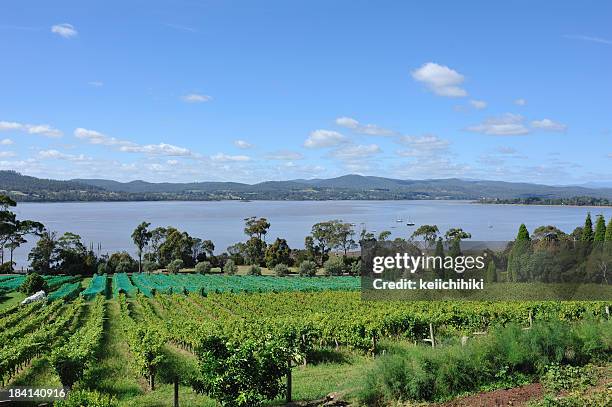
[148,227,167,264]
[310,220,350,264]
[245,236,266,266]
[224,259,238,275]
[335,222,357,256]
[191,336,289,407]
[244,217,271,241]
[323,256,344,276]
[28,230,59,274]
[108,251,137,273]
[274,263,289,276]
[167,259,183,274]
[581,213,593,242]
[0,195,44,269]
[377,231,392,242]
[516,224,530,241]
[298,260,317,277]
[195,261,212,274]
[265,238,292,268]
[433,237,445,278]
[594,215,606,242]
[56,232,97,275]
[485,260,497,283]
[158,228,194,267]
[411,225,440,248]
[19,272,48,294]
[606,217,612,242]
[444,228,471,243]
[532,225,566,241]
[131,222,152,273]
[248,264,262,276]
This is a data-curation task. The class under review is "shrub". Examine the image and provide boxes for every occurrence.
[195,261,212,274]
[55,389,118,407]
[115,261,134,274]
[0,261,14,273]
[224,259,238,275]
[97,262,109,274]
[247,264,262,276]
[349,260,361,276]
[167,259,184,274]
[359,320,612,405]
[19,272,49,294]
[191,336,289,407]
[298,260,317,277]
[323,256,344,276]
[142,260,158,273]
[273,263,289,276]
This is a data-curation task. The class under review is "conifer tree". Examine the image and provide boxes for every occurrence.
[593,215,606,242]
[516,224,530,241]
[581,213,593,242]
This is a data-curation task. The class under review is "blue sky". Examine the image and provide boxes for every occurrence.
[0,0,610,184]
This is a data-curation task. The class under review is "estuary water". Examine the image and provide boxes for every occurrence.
[10,200,612,268]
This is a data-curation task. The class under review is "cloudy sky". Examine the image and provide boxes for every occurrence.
[0,0,610,185]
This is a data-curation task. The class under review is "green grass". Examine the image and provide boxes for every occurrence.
[0,290,25,310]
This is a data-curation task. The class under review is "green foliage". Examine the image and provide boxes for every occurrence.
[51,296,105,388]
[167,258,184,274]
[541,364,597,392]
[142,260,158,273]
[273,263,289,276]
[28,230,59,274]
[349,260,361,276]
[360,320,611,404]
[107,252,137,273]
[224,259,238,275]
[298,260,317,277]
[191,336,289,407]
[485,260,497,283]
[593,215,606,242]
[606,217,612,242]
[55,389,118,407]
[323,256,344,276]
[248,264,262,276]
[195,261,212,274]
[264,238,292,268]
[19,272,49,294]
[581,213,593,242]
[517,223,531,241]
[131,221,152,272]
[411,224,440,246]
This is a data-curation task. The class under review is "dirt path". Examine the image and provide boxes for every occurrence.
[435,383,544,407]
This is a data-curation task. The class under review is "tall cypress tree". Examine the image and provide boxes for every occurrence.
[516,224,530,241]
[593,215,606,242]
[605,217,612,242]
[581,213,593,242]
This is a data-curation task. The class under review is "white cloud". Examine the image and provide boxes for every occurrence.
[304,130,346,148]
[166,159,179,165]
[75,128,195,157]
[330,144,381,160]
[0,121,62,137]
[335,117,396,136]
[563,34,612,45]
[51,23,77,38]
[181,93,212,103]
[211,153,251,162]
[531,119,567,132]
[466,114,530,136]
[88,81,104,87]
[0,138,13,145]
[234,140,253,149]
[38,149,89,161]
[514,98,527,106]
[396,134,450,157]
[470,100,487,110]
[120,143,192,156]
[411,62,467,97]
[265,150,304,160]
[74,128,133,146]
[497,146,517,155]
[0,151,15,158]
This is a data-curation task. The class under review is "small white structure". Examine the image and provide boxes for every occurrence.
[21,290,46,305]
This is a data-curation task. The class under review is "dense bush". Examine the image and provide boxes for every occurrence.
[223,259,238,275]
[298,260,317,277]
[55,389,117,407]
[273,263,289,276]
[247,264,262,276]
[191,336,289,407]
[195,261,212,274]
[167,259,183,274]
[107,252,137,273]
[0,261,14,273]
[142,260,157,273]
[19,272,49,294]
[323,256,344,276]
[360,320,612,404]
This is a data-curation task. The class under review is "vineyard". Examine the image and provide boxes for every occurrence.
[0,276,610,406]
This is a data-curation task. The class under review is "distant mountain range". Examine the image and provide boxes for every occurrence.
[1,170,611,202]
